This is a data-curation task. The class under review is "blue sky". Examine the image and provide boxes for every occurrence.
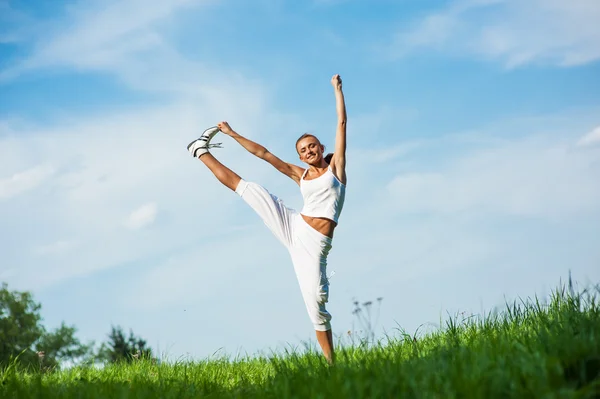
[1,0,599,361]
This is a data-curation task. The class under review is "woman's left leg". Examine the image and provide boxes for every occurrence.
[316,329,335,364]
[289,215,335,363]
[291,249,335,363]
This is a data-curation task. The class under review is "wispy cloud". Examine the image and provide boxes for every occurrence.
[0,0,215,86]
[577,126,600,147]
[125,203,158,230]
[0,1,33,44]
[387,0,600,68]
[385,134,600,219]
[0,0,298,293]
[0,98,279,291]
[0,164,56,200]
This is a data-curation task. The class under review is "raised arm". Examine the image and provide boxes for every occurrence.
[330,74,347,185]
[217,121,304,184]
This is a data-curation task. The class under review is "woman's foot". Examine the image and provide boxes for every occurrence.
[187,126,222,158]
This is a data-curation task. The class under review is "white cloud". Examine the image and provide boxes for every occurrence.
[385,134,600,219]
[0,1,32,44]
[125,203,158,230]
[388,0,600,67]
[0,97,287,291]
[0,0,269,121]
[0,0,216,85]
[577,126,600,147]
[0,0,286,291]
[0,164,56,200]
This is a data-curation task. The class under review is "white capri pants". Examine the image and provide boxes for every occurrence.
[236,179,333,331]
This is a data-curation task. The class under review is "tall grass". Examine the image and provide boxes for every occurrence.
[2,280,599,398]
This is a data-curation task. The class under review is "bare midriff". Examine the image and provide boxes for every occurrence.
[301,214,336,238]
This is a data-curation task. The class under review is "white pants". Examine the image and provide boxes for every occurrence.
[236,179,333,331]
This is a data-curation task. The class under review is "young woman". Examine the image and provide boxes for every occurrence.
[187,74,347,363]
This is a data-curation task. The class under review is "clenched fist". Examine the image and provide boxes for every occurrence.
[217,121,234,135]
[331,74,342,90]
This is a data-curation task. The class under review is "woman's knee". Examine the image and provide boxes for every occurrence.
[312,307,332,331]
[307,295,332,331]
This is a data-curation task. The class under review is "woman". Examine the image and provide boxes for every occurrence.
[187,74,347,363]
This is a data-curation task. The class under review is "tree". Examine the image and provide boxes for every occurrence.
[96,325,154,363]
[35,322,94,369]
[0,282,93,370]
[0,282,44,367]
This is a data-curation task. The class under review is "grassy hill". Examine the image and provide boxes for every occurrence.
[2,281,599,398]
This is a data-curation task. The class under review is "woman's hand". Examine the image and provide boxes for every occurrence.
[217,121,234,135]
[331,74,342,91]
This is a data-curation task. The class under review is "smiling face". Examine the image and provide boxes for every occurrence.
[296,134,325,166]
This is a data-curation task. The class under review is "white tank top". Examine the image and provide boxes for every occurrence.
[300,166,346,224]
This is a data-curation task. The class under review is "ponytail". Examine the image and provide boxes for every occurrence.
[324,153,334,164]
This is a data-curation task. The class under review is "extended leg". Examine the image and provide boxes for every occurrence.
[188,126,241,191]
[198,152,241,192]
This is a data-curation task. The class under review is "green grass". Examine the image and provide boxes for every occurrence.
[2,282,599,398]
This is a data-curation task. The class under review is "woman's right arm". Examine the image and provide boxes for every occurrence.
[217,121,304,184]
[219,121,266,157]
